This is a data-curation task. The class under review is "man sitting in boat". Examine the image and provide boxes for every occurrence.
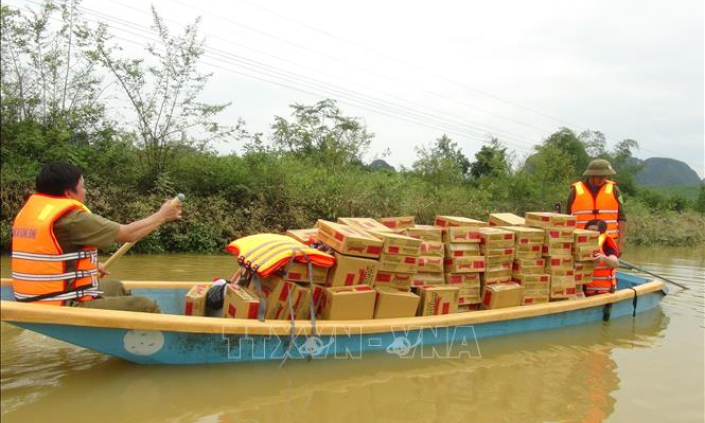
[567,159,626,254]
[584,219,620,296]
[11,163,182,312]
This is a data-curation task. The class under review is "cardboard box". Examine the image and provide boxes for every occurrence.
[442,227,482,243]
[326,253,379,287]
[444,242,481,257]
[250,275,299,320]
[444,256,486,273]
[477,227,515,247]
[481,275,513,286]
[376,216,415,230]
[458,287,482,305]
[485,254,514,268]
[522,295,549,306]
[317,220,383,258]
[415,286,460,316]
[549,276,577,299]
[514,244,544,258]
[279,261,329,284]
[184,284,209,316]
[482,283,524,309]
[417,256,444,273]
[542,242,573,257]
[368,231,422,256]
[458,304,481,312]
[545,229,575,243]
[488,213,526,226]
[480,245,516,257]
[512,258,546,274]
[405,225,443,242]
[337,217,394,234]
[314,285,376,320]
[573,246,600,262]
[420,240,445,257]
[374,271,413,291]
[573,229,600,246]
[525,212,577,230]
[223,285,261,319]
[411,272,445,287]
[484,268,513,279]
[498,225,545,244]
[512,274,551,290]
[285,228,319,245]
[545,255,574,270]
[574,262,595,273]
[445,272,480,287]
[434,216,486,227]
[264,282,313,321]
[379,253,419,273]
[373,287,420,319]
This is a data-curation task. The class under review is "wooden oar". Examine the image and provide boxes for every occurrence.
[102,193,185,270]
[620,259,689,290]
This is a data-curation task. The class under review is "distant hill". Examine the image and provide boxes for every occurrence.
[634,157,702,187]
[368,159,395,172]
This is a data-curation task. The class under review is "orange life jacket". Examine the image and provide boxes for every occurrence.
[11,194,101,305]
[585,233,618,295]
[570,180,620,239]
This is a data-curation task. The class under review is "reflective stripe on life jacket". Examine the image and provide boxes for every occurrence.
[585,233,618,296]
[571,181,621,239]
[227,234,335,277]
[11,194,101,305]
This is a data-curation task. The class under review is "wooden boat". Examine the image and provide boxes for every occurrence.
[0,273,667,365]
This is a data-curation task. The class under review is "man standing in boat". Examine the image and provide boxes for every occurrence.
[567,159,626,254]
[11,163,182,312]
[584,219,620,296]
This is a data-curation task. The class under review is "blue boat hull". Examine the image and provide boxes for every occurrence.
[1,273,667,365]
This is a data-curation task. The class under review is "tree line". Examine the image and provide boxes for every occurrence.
[2,1,704,253]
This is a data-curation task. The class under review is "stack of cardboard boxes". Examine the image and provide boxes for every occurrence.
[525,212,578,300]
[368,230,422,292]
[436,216,486,311]
[572,229,599,296]
[405,225,446,287]
[477,226,525,309]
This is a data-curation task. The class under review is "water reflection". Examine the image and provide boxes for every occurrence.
[1,308,668,423]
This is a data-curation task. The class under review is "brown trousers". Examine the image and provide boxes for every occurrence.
[69,280,161,313]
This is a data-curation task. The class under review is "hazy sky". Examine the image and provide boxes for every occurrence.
[9,0,705,177]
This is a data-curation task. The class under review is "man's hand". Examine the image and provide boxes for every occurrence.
[158,199,182,222]
[98,262,110,277]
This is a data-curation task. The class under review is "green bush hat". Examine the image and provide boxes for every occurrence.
[583,159,616,177]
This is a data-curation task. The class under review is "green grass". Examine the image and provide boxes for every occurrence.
[649,185,702,201]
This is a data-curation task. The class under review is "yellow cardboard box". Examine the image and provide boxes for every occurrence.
[376,216,415,231]
[379,253,419,273]
[458,287,482,306]
[488,213,525,226]
[223,285,261,319]
[511,274,551,290]
[411,272,445,287]
[481,275,513,286]
[525,212,577,230]
[420,240,445,257]
[337,217,394,234]
[444,242,481,257]
[512,258,546,274]
[285,228,319,245]
[498,225,545,244]
[279,261,329,284]
[542,242,573,257]
[545,255,574,271]
[374,271,413,291]
[445,272,480,287]
[417,256,444,273]
[545,228,576,243]
[184,284,209,316]
[481,282,524,309]
[434,216,486,227]
[415,285,460,316]
[368,230,422,256]
[443,256,486,273]
[573,246,600,262]
[317,220,383,258]
[405,225,443,242]
[326,253,379,287]
[373,287,420,319]
[442,227,483,243]
[514,243,544,258]
[314,285,376,320]
[477,227,515,246]
[573,228,600,246]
